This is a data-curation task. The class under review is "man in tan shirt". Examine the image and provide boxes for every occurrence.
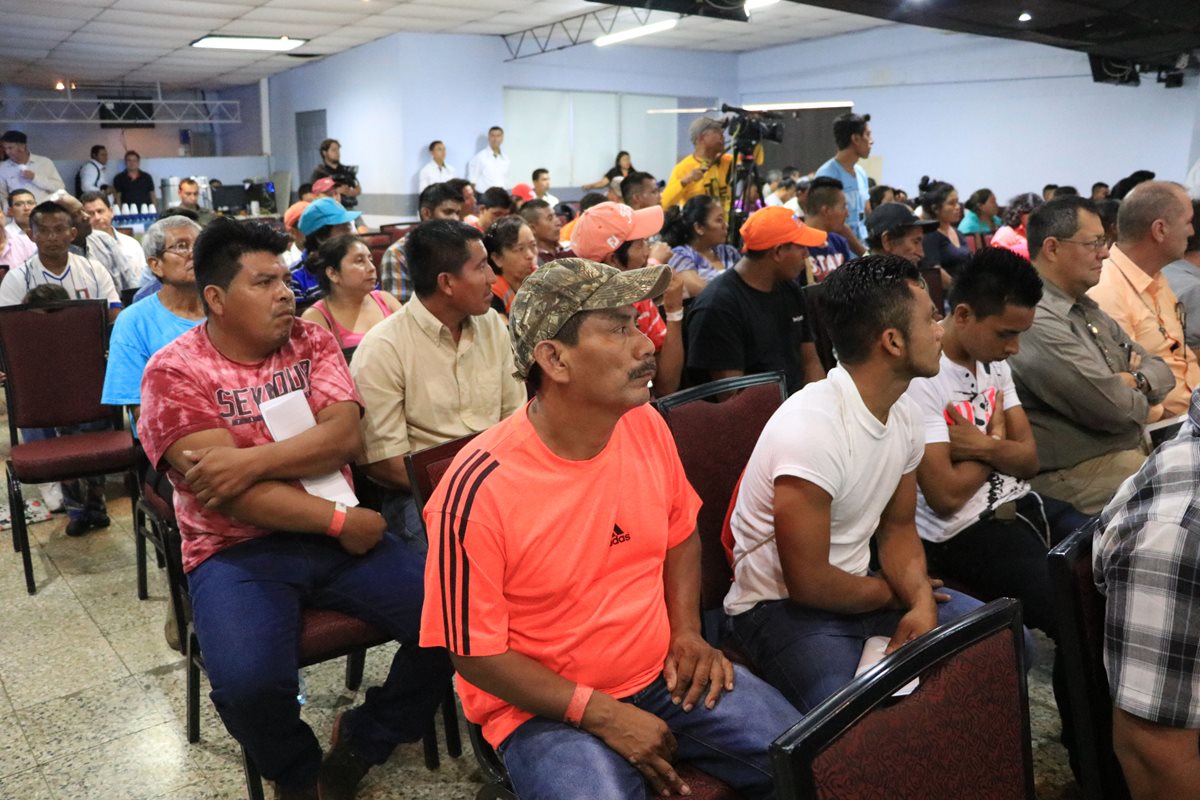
[1089,181,1197,420]
[350,219,526,548]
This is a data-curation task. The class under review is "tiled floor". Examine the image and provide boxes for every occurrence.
[0,482,1082,799]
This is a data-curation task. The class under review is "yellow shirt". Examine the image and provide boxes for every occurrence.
[350,297,527,464]
[1088,245,1197,418]
[661,153,733,212]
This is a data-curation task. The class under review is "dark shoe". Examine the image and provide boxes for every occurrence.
[89,513,110,531]
[65,516,91,537]
[319,712,370,800]
[273,782,318,800]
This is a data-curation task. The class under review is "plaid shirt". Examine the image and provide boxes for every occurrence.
[380,236,412,302]
[1093,389,1200,728]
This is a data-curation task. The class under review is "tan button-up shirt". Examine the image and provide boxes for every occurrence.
[1088,245,1199,418]
[350,297,526,465]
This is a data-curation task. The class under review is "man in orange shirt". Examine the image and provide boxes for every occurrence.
[1088,181,1198,418]
[419,259,797,799]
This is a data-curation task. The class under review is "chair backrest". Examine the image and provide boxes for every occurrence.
[771,599,1034,800]
[801,283,837,373]
[1048,525,1130,800]
[405,432,483,514]
[359,232,391,248]
[380,222,413,243]
[655,373,787,613]
[0,300,116,442]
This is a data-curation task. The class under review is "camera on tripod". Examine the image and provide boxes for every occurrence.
[721,103,784,157]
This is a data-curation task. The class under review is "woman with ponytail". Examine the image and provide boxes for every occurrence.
[663,194,738,295]
[300,234,400,356]
[916,176,970,280]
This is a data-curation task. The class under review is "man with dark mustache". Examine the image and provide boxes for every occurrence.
[137,218,450,800]
[419,258,799,799]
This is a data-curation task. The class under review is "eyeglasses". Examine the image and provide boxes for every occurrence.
[1057,237,1108,252]
[164,241,194,255]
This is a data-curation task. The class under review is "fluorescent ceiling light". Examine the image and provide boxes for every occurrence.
[647,106,712,114]
[1018,11,1032,22]
[745,0,781,10]
[594,18,678,47]
[742,101,855,111]
[191,35,307,52]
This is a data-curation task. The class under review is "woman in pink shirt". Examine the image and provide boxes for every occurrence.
[300,234,400,353]
[990,192,1044,260]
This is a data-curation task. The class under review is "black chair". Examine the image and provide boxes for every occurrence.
[771,599,1035,800]
[654,372,787,644]
[132,446,170,600]
[1048,525,1131,800]
[0,299,138,594]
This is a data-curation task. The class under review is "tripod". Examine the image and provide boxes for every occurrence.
[726,146,764,250]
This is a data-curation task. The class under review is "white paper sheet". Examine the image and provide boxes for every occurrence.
[258,391,358,506]
[855,635,919,697]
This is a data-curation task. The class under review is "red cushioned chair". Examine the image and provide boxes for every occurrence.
[654,372,788,645]
[1049,525,1131,800]
[0,299,137,594]
[770,599,1034,800]
[408,434,742,800]
[379,223,412,243]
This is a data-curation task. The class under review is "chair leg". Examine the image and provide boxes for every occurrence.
[134,504,149,600]
[443,683,462,758]
[12,478,35,595]
[422,716,440,770]
[187,632,201,744]
[7,472,18,553]
[344,648,365,691]
[241,748,266,800]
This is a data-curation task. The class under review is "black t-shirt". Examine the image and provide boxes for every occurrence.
[604,166,627,180]
[311,162,359,208]
[684,268,813,394]
[113,170,155,206]
[919,230,971,278]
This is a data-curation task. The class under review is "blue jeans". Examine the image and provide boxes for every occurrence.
[379,489,426,554]
[187,531,451,789]
[498,667,798,800]
[726,589,988,714]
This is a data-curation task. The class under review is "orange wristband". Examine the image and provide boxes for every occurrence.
[564,684,593,727]
[326,501,347,538]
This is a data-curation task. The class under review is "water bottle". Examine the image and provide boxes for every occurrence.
[297,670,307,705]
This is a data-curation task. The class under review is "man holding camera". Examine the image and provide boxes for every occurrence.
[662,117,733,215]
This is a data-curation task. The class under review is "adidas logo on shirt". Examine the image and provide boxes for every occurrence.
[610,523,631,547]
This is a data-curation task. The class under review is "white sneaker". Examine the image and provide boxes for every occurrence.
[38,483,64,513]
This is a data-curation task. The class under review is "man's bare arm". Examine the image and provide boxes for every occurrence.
[662,531,734,711]
[874,472,941,653]
[1112,707,1200,800]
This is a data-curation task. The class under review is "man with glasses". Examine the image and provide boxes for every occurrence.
[1009,196,1173,514]
[6,189,36,243]
[1088,181,1199,419]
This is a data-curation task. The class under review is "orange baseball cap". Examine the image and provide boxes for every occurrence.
[740,206,827,252]
[570,201,664,261]
[284,201,310,231]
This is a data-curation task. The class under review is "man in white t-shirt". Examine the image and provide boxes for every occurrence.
[724,254,983,713]
[0,201,122,318]
[907,246,1092,635]
[417,140,455,191]
[466,126,510,190]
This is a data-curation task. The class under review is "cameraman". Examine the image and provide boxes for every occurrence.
[662,117,733,215]
[310,138,361,209]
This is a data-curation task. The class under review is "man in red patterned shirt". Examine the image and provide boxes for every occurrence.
[138,217,449,800]
[570,201,685,396]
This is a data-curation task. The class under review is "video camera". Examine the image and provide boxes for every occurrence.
[721,103,784,157]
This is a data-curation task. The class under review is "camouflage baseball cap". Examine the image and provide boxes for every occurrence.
[509,257,671,380]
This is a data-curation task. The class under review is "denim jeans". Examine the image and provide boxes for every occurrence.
[498,667,798,800]
[726,588,988,714]
[379,489,427,554]
[187,531,452,789]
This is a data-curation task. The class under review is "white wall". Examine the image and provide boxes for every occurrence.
[737,25,1200,202]
[267,32,738,207]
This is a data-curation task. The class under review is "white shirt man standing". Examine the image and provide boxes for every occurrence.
[467,126,510,190]
[77,145,108,195]
[0,131,65,203]
[418,140,455,191]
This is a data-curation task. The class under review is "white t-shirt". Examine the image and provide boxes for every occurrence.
[418,160,456,191]
[905,353,1031,543]
[539,191,560,207]
[0,253,121,307]
[467,148,510,190]
[724,366,925,615]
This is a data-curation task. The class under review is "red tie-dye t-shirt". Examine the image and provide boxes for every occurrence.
[137,319,362,572]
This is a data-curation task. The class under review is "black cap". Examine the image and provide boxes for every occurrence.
[866,202,937,240]
[0,130,27,144]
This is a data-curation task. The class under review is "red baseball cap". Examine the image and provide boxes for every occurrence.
[311,177,336,194]
[570,202,664,261]
[740,206,827,252]
[511,183,535,202]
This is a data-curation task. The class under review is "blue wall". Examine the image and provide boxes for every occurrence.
[736,25,1200,201]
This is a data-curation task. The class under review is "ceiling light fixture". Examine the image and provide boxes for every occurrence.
[1018,11,1032,22]
[54,81,65,91]
[191,35,307,52]
[745,0,781,11]
[594,18,678,47]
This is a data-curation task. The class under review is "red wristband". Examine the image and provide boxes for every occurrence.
[326,501,347,538]
[564,684,593,727]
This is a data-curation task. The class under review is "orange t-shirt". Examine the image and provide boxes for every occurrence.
[419,402,701,747]
[559,216,578,245]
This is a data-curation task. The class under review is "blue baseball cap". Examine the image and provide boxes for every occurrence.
[297,197,360,236]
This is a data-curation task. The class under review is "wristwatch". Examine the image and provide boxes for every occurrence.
[1132,371,1149,394]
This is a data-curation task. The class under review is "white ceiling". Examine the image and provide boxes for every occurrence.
[0,0,887,89]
